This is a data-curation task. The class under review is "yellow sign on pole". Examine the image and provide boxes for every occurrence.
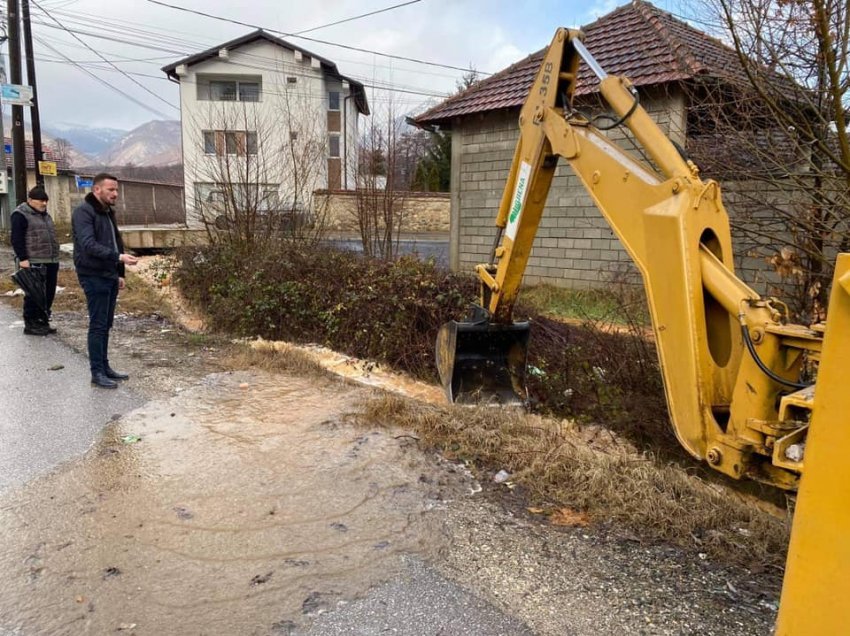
[38,161,57,176]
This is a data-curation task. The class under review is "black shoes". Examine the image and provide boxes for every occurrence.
[23,320,56,335]
[92,368,129,388]
[23,324,50,336]
[105,367,130,381]
[91,373,119,389]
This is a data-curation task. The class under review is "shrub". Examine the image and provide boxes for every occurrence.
[175,242,477,380]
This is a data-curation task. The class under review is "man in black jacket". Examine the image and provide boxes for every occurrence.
[10,186,61,335]
[72,173,138,389]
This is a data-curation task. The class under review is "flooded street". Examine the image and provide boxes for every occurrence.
[0,372,471,635]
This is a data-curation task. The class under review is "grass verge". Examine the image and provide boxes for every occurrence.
[1,267,174,321]
[519,283,650,324]
[356,392,790,573]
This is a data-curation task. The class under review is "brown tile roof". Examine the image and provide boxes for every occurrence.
[414,0,749,127]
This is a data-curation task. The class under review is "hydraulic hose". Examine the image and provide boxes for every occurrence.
[738,316,812,390]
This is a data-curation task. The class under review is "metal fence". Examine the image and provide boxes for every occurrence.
[67,180,185,226]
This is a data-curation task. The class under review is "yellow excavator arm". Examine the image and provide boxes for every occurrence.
[436,27,850,632]
[438,27,838,490]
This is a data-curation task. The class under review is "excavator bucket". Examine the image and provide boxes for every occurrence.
[435,319,530,405]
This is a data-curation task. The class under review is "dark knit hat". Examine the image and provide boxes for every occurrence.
[28,186,49,201]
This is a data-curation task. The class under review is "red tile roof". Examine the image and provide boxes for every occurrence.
[414,0,750,127]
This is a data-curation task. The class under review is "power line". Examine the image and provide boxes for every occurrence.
[143,0,492,75]
[33,45,445,102]
[31,18,452,99]
[293,0,422,35]
[33,35,174,118]
[38,9,468,82]
[30,0,178,110]
[27,3,462,119]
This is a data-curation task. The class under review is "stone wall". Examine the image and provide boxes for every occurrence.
[314,190,450,234]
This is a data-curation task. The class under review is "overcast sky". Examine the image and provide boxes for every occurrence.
[4,0,684,131]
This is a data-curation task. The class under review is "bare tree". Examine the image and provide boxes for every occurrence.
[684,0,850,319]
[456,66,480,93]
[353,103,411,260]
[274,73,334,239]
[186,89,330,251]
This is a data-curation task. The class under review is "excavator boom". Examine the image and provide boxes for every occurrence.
[436,27,849,491]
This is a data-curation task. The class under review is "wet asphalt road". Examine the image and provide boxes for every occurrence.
[0,303,144,493]
[298,557,534,636]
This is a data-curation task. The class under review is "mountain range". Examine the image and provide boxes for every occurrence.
[41,120,182,168]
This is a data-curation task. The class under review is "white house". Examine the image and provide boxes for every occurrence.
[162,30,369,229]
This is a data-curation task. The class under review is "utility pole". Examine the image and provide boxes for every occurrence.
[0,32,8,229]
[20,0,40,186]
[6,0,26,204]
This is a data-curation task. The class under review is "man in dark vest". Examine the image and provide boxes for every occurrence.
[10,186,61,335]
[72,173,138,389]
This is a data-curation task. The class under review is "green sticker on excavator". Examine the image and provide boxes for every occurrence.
[506,161,532,241]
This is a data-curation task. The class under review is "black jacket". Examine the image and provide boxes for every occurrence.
[72,192,126,279]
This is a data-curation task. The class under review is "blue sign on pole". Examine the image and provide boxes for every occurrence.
[3,144,10,154]
[75,176,94,189]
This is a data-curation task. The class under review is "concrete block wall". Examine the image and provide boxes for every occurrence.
[448,85,780,295]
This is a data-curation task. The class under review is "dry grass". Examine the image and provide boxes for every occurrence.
[356,392,791,572]
[1,269,173,319]
[222,343,334,379]
[117,272,176,320]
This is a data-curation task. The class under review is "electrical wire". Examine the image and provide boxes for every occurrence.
[30,0,178,111]
[142,0,492,75]
[34,35,175,118]
[30,19,452,99]
[44,6,472,82]
[293,0,423,35]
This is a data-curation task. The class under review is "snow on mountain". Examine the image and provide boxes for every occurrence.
[42,123,126,158]
[98,120,182,167]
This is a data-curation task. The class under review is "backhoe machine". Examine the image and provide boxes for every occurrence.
[435,28,850,633]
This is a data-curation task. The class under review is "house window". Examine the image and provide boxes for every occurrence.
[210,80,237,101]
[239,82,260,102]
[328,134,340,158]
[259,189,279,211]
[225,132,239,154]
[205,130,257,156]
[201,76,262,102]
[246,131,258,155]
[196,182,279,212]
[328,91,340,111]
[203,131,216,154]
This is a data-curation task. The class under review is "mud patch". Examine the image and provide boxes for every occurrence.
[250,339,445,404]
[0,372,472,635]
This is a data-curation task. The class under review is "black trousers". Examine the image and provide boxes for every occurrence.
[23,262,59,324]
[78,274,119,376]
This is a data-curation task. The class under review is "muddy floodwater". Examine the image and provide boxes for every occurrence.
[0,372,472,635]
